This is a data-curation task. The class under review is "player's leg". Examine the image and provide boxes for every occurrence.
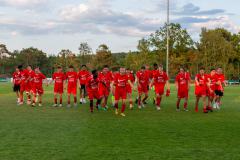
[142,92,149,106]
[114,99,119,115]
[195,96,200,112]
[59,93,63,107]
[120,99,127,117]
[79,85,83,104]
[53,92,58,107]
[176,97,181,111]
[82,85,87,103]
[73,93,77,107]
[202,95,208,113]
[183,97,189,111]
[38,94,42,106]
[128,93,133,109]
[90,99,94,112]
[156,94,162,110]
[67,93,71,108]
[138,92,142,109]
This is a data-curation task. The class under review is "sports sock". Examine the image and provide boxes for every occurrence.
[121,104,126,113]
[184,102,188,109]
[74,97,77,103]
[114,103,119,109]
[54,98,57,104]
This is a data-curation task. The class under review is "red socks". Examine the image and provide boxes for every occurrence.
[121,104,126,113]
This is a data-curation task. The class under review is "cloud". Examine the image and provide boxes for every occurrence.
[0,0,48,8]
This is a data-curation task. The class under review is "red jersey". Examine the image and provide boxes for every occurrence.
[20,69,29,84]
[208,74,218,91]
[175,72,190,90]
[12,71,21,85]
[52,72,65,86]
[27,70,35,83]
[98,71,113,88]
[78,70,90,85]
[136,71,149,86]
[114,73,128,88]
[33,73,46,87]
[152,70,169,85]
[86,75,99,91]
[145,69,152,80]
[66,71,78,87]
[216,73,225,91]
[195,74,208,87]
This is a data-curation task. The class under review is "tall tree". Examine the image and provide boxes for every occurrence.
[93,44,113,69]
[78,42,92,64]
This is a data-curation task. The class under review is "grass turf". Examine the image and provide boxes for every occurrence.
[0,83,240,160]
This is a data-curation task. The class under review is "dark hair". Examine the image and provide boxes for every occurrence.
[57,66,62,69]
[210,68,216,71]
[92,69,97,75]
[199,67,205,70]
[81,64,87,68]
[69,65,74,68]
[103,65,109,68]
[153,63,158,67]
[141,66,146,70]
[18,65,23,70]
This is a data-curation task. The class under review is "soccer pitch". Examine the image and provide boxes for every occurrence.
[0,83,240,160]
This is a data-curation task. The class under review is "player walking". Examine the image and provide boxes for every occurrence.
[66,65,78,108]
[12,66,22,104]
[78,65,90,104]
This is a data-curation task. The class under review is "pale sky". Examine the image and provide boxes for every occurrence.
[0,0,239,54]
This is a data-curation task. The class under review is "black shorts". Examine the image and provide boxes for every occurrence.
[13,84,20,92]
[80,85,86,90]
[215,90,224,96]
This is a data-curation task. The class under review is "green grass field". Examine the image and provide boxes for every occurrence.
[0,83,240,160]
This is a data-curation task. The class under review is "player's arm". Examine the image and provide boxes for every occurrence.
[195,76,199,86]
[128,80,135,91]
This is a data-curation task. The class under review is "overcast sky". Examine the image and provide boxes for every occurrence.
[0,0,239,54]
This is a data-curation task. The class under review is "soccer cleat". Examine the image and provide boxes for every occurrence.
[138,105,142,109]
[52,104,57,107]
[216,103,220,110]
[184,108,189,112]
[79,98,83,104]
[213,103,217,109]
[141,103,145,108]
[83,98,87,104]
[67,104,71,108]
[176,108,180,112]
[59,104,62,107]
[207,106,213,112]
[115,109,119,115]
[31,103,36,107]
[195,107,198,112]
[203,108,208,113]
[38,103,42,107]
[18,102,23,106]
[120,113,126,117]
[156,106,161,111]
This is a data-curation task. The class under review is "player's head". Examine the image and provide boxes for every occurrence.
[145,64,150,70]
[27,65,32,71]
[141,66,146,72]
[153,63,158,70]
[119,67,126,75]
[216,67,222,74]
[126,68,131,74]
[179,66,185,73]
[68,65,74,72]
[35,67,40,73]
[210,68,216,75]
[158,64,163,72]
[92,69,98,79]
[199,67,205,74]
[103,65,109,74]
[57,66,62,72]
[81,65,87,70]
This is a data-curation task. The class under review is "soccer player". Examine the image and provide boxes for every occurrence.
[78,65,90,104]
[52,66,65,107]
[207,68,217,112]
[214,67,227,109]
[175,67,191,111]
[86,70,102,113]
[26,65,35,105]
[150,64,170,111]
[98,65,113,110]
[31,67,47,107]
[66,65,78,108]
[113,67,134,117]
[194,67,209,113]
[126,68,135,109]
[136,66,149,109]
[151,63,159,105]
[19,66,29,105]
[12,66,22,104]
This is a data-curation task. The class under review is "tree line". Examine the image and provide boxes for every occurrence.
[0,23,240,79]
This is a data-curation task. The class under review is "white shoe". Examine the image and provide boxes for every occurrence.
[83,98,87,104]
[17,98,20,103]
[138,105,142,109]
[156,106,161,111]
[120,113,126,117]
[80,98,83,103]
[184,108,189,112]
[213,103,217,109]
[59,104,62,107]
[216,103,220,110]
[52,104,57,107]
[141,103,145,108]
[115,109,119,115]
[18,102,24,106]
[129,104,133,110]
[38,103,42,107]
[32,103,36,107]
[67,104,71,108]
[176,108,180,112]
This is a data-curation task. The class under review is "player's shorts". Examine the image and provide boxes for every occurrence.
[54,85,64,94]
[80,84,86,90]
[32,86,44,95]
[20,83,27,92]
[13,84,20,92]
[115,87,127,100]
[154,84,165,95]
[178,88,188,98]
[88,90,100,100]
[126,85,132,94]
[195,86,207,97]
[99,87,110,97]
[215,90,224,97]
[68,85,77,95]
[138,84,148,94]
[25,82,33,93]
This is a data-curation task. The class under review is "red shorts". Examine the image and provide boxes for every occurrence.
[138,84,148,94]
[115,87,127,100]
[32,85,44,95]
[99,87,110,97]
[195,86,207,97]
[20,82,27,92]
[68,85,77,95]
[126,85,132,94]
[155,84,165,95]
[178,88,188,98]
[54,85,64,94]
[207,89,215,98]
[88,90,100,100]
[25,82,33,92]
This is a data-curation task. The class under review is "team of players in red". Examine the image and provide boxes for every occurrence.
[12,64,226,116]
